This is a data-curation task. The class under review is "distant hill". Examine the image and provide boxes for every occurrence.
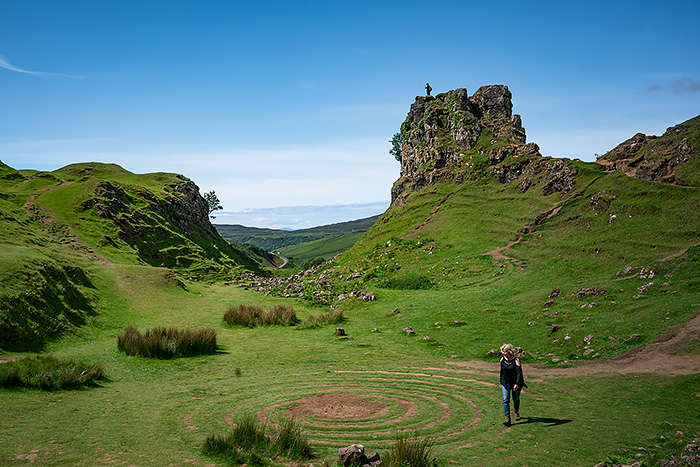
[215,215,380,259]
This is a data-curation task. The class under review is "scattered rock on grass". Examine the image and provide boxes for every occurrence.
[338,444,381,467]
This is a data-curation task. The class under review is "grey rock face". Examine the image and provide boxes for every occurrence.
[393,85,540,204]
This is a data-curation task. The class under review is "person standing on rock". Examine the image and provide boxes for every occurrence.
[425,82,432,96]
[500,343,526,427]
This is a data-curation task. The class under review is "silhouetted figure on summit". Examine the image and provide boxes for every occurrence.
[425,83,432,96]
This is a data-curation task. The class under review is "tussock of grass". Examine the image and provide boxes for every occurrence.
[0,355,106,390]
[223,304,298,327]
[298,309,344,329]
[383,433,440,467]
[117,325,217,358]
[203,415,314,464]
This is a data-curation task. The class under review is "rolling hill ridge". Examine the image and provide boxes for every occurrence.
[0,162,263,350]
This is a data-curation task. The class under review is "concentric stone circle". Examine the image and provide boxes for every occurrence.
[221,367,496,447]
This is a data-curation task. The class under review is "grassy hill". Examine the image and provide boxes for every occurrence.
[0,162,264,350]
[1,104,699,466]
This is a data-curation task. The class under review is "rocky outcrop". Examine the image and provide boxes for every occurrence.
[596,115,698,186]
[392,85,547,204]
[83,174,265,275]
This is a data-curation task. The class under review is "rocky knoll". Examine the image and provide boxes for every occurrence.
[392,85,577,204]
[596,115,699,186]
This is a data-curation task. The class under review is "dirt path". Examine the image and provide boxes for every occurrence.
[448,310,700,377]
[486,205,562,264]
[403,194,453,238]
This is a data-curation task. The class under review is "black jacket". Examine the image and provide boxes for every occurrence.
[500,357,526,389]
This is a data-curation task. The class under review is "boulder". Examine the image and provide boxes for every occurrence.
[338,444,382,467]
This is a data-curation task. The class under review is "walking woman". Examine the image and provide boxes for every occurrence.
[500,343,526,427]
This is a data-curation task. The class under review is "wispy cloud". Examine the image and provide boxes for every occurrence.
[0,55,82,79]
[647,77,700,95]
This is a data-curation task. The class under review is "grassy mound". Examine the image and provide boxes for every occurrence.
[223,304,298,327]
[117,326,217,358]
[0,355,106,390]
[203,415,315,465]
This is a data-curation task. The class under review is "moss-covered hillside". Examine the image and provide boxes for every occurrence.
[253,89,700,363]
[0,162,263,350]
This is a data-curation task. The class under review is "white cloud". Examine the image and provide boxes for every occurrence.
[0,55,82,79]
[214,202,390,230]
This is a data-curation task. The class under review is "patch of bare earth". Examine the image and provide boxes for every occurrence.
[486,205,562,266]
[287,393,390,421]
[402,194,453,239]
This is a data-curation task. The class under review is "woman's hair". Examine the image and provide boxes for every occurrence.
[500,343,515,359]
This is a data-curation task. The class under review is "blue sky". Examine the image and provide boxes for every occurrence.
[1,1,699,229]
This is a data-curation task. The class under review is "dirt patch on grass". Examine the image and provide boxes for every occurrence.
[287,393,390,421]
[449,310,700,377]
[403,194,453,239]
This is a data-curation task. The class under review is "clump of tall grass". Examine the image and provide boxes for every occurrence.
[223,304,298,327]
[383,433,440,467]
[0,355,106,390]
[298,308,344,329]
[117,325,217,358]
[203,415,314,464]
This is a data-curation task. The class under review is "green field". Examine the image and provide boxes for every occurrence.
[1,262,698,466]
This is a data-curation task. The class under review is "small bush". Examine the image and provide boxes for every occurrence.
[0,355,106,390]
[203,415,315,464]
[223,304,298,327]
[271,418,314,460]
[299,309,344,329]
[383,433,440,467]
[117,325,217,359]
[223,304,264,327]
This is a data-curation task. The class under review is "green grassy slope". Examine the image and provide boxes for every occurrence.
[255,114,700,364]
[0,162,264,350]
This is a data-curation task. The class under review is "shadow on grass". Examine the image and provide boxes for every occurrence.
[516,417,573,427]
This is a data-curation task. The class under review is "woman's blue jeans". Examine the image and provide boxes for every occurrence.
[501,385,520,417]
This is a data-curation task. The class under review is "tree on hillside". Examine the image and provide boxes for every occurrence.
[390,132,402,162]
[203,190,223,219]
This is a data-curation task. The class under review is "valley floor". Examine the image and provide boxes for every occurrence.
[1,265,699,467]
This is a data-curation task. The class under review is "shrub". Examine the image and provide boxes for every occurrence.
[203,415,315,464]
[223,304,263,327]
[298,309,344,329]
[270,418,314,460]
[383,433,440,467]
[0,355,106,390]
[260,304,297,326]
[117,326,217,359]
[223,304,298,327]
